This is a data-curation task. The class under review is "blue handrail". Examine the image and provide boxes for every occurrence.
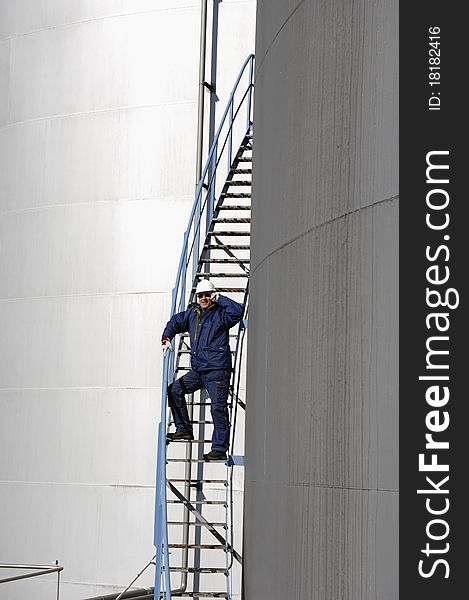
[172,54,253,313]
[153,54,254,600]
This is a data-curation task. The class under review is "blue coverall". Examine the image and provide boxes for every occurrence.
[162,295,244,452]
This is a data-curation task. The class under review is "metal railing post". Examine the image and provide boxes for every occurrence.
[192,193,202,285]
[207,141,218,229]
[161,428,171,600]
[154,422,164,600]
[247,58,254,129]
[179,234,189,312]
[56,566,61,600]
[228,100,234,169]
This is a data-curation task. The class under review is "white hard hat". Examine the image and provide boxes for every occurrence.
[195,279,216,295]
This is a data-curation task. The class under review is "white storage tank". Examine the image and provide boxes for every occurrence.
[0,1,255,598]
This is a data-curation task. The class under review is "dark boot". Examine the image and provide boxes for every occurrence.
[203,450,227,461]
[167,430,194,442]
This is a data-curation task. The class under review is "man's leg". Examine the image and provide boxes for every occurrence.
[203,370,231,453]
[168,370,203,435]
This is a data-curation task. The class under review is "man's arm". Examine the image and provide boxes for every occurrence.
[162,309,190,341]
[217,295,244,328]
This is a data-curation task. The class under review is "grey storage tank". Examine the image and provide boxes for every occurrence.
[245,1,398,598]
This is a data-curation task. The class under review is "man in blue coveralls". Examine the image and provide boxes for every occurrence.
[161,279,244,461]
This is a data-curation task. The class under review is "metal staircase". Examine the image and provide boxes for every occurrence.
[153,55,254,600]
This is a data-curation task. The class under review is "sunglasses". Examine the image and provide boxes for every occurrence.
[197,292,212,299]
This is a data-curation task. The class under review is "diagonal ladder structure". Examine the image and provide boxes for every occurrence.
[154,55,254,600]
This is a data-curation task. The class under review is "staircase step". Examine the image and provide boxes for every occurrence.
[207,231,250,236]
[169,567,227,573]
[238,145,252,151]
[200,258,250,263]
[169,544,225,549]
[236,157,252,162]
[230,168,251,174]
[195,272,248,278]
[167,500,227,505]
[167,458,218,463]
[204,244,250,250]
[162,593,228,598]
[218,205,251,210]
[169,420,214,425]
[168,439,212,443]
[220,192,251,198]
[168,479,227,484]
[168,523,226,528]
[212,217,251,223]
[226,180,251,186]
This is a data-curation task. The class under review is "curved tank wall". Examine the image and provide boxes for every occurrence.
[0,1,255,598]
[245,1,398,598]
